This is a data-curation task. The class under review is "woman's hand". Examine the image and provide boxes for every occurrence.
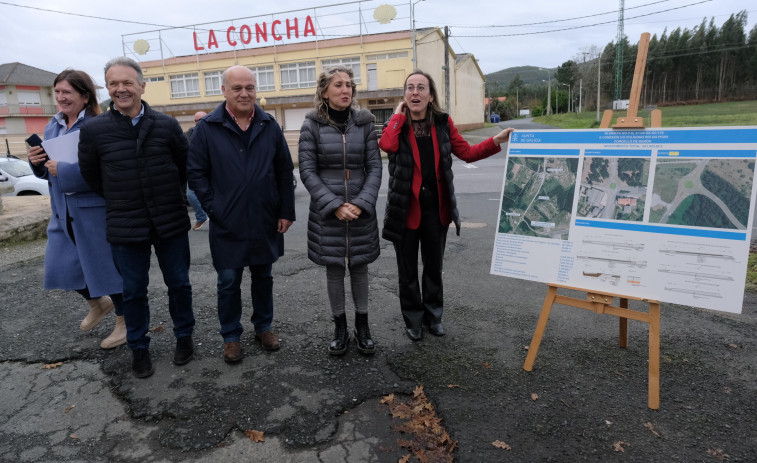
[335,203,361,221]
[492,127,515,145]
[45,160,59,177]
[394,100,407,115]
[27,146,47,166]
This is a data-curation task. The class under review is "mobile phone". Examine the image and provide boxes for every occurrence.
[25,134,49,161]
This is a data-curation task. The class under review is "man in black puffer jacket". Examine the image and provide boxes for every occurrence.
[79,57,195,379]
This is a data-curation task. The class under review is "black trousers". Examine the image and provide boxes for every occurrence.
[393,188,449,329]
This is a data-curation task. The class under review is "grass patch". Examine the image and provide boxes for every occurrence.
[533,100,757,128]
[746,252,757,292]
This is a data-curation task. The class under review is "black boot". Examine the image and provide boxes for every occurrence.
[329,314,349,356]
[354,312,375,354]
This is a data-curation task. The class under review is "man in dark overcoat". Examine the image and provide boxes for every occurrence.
[187,65,295,364]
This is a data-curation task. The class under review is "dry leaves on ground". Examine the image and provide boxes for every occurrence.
[41,362,63,370]
[482,363,492,369]
[530,393,539,401]
[706,447,729,461]
[69,434,79,440]
[65,405,75,413]
[244,429,265,443]
[644,421,661,438]
[150,325,164,332]
[492,440,512,450]
[381,385,457,463]
[613,441,630,452]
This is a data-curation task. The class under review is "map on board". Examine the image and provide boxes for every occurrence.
[577,157,650,222]
[650,158,754,229]
[498,157,578,240]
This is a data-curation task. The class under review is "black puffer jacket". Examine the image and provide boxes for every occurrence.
[79,101,190,244]
[298,108,382,267]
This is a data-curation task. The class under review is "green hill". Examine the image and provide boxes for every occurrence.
[485,66,556,86]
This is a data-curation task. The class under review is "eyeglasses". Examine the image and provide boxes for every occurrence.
[404,85,427,93]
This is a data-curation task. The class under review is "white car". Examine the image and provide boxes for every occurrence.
[0,156,49,196]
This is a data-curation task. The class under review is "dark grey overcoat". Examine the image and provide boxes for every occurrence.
[298,109,382,267]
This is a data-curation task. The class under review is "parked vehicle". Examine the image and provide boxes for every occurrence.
[0,156,49,196]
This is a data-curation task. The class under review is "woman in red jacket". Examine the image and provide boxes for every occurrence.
[379,70,513,341]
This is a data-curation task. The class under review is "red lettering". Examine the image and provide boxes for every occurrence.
[286,18,298,39]
[303,16,315,37]
[240,25,252,44]
[227,26,237,47]
[207,29,218,49]
[272,20,282,41]
[193,31,204,51]
[255,23,267,43]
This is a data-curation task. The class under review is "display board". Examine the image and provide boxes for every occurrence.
[491,127,757,314]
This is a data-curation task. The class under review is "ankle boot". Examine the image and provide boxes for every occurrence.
[329,313,349,356]
[354,312,375,355]
[101,316,127,349]
[80,296,114,331]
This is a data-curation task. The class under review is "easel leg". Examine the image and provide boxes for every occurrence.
[524,285,558,371]
[648,301,661,409]
[619,298,628,348]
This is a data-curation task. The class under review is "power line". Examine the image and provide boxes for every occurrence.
[451,0,712,37]
[0,0,180,28]
[446,0,676,29]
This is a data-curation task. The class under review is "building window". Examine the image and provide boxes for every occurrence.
[0,91,7,106]
[204,71,223,96]
[280,62,316,89]
[321,57,361,84]
[17,91,41,106]
[249,66,275,92]
[145,76,164,82]
[170,73,200,98]
[366,51,408,61]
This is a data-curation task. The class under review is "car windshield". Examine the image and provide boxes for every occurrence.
[1,159,33,177]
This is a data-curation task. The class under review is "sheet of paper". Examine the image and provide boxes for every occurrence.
[41,131,80,164]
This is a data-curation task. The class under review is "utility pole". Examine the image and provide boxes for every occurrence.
[444,26,450,113]
[597,54,601,122]
[579,78,583,113]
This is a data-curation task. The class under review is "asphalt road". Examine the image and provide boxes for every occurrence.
[1,120,755,462]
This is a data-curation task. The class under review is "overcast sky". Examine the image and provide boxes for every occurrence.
[1,0,753,99]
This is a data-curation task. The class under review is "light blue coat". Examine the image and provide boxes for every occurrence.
[32,110,122,297]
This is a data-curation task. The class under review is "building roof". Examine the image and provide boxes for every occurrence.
[0,62,58,86]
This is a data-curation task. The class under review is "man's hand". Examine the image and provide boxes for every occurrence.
[278,219,293,234]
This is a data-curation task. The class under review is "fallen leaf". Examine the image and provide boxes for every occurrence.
[65,405,75,413]
[605,420,613,428]
[523,345,530,350]
[244,429,265,442]
[727,343,740,349]
[41,362,63,370]
[613,441,630,452]
[531,393,539,401]
[644,422,661,438]
[706,447,729,461]
[380,394,395,404]
[150,325,164,332]
[492,440,512,450]
[447,384,459,388]
[69,434,79,440]
[412,385,425,398]
[482,363,492,369]
[399,455,411,463]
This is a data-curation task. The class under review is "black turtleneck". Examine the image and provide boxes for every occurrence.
[327,106,350,133]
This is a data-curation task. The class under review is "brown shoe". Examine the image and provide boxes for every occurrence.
[192,219,207,231]
[255,331,280,351]
[222,341,243,363]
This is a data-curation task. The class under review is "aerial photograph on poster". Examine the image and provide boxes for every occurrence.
[650,158,754,229]
[498,157,578,239]
[577,157,650,221]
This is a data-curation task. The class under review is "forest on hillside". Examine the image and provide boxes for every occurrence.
[486,11,756,119]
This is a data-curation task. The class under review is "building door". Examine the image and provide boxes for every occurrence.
[367,64,377,91]
[370,108,393,135]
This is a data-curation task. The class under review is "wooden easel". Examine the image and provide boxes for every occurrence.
[523,33,663,410]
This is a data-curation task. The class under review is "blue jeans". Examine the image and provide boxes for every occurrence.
[217,264,274,342]
[187,186,207,223]
[111,233,195,351]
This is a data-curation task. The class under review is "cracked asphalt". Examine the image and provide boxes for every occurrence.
[1,123,755,462]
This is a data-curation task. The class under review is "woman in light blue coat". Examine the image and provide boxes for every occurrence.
[27,69,125,349]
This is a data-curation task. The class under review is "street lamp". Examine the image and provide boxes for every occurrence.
[410,0,426,69]
[539,67,551,116]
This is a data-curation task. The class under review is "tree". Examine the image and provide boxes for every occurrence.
[555,60,579,86]
[507,74,524,96]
